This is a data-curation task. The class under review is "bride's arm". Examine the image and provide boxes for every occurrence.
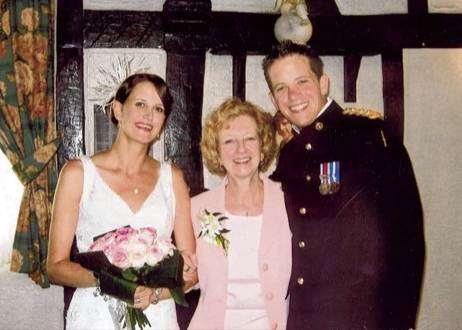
[171,165,198,288]
[47,160,97,288]
[145,165,197,306]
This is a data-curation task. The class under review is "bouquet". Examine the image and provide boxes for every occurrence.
[75,226,187,330]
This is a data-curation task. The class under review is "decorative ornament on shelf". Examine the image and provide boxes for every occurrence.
[274,0,313,45]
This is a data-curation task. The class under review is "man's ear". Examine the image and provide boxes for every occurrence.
[320,74,330,98]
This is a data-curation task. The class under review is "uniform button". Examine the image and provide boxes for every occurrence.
[262,263,269,272]
[305,143,312,151]
[265,292,274,300]
[315,121,324,131]
[299,207,307,215]
[298,240,306,248]
[297,277,304,285]
[305,174,312,182]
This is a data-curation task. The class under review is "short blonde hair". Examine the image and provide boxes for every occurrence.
[201,98,277,177]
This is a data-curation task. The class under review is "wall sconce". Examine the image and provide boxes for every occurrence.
[274,0,313,44]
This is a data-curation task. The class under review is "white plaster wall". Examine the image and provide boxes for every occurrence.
[404,49,462,329]
[429,0,462,13]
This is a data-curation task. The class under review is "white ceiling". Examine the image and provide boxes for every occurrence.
[83,0,462,14]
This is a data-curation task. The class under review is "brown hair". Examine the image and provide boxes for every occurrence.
[107,73,172,125]
[262,41,324,92]
[201,98,277,177]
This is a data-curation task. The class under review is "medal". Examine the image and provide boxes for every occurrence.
[319,161,341,195]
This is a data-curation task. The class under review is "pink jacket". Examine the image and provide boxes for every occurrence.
[188,176,292,330]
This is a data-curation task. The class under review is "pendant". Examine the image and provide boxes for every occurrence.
[133,188,139,194]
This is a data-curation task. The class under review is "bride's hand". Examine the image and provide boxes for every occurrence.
[132,285,153,310]
[181,251,197,283]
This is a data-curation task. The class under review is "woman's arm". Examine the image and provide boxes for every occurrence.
[171,165,198,289]
[47,160,97,288]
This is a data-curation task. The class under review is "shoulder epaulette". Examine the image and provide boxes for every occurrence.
[342,107,383,120]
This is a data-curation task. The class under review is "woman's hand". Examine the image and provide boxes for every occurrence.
[181,251,198,292]
[133,286,153,310]
[181,250,197,283]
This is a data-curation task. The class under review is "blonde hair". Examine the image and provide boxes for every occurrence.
[201,98,277,177]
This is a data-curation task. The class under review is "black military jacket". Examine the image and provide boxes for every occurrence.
[271,101,425,330]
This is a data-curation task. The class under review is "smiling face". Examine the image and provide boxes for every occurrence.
[114,81,166,144]
[218,114,261,182]
[268,54,329,129]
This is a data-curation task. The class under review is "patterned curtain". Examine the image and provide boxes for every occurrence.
[0,0,59,287]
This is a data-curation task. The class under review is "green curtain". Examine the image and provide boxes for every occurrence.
[0,0,59,287]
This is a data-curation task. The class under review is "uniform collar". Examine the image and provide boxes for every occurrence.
[293,99,341,136]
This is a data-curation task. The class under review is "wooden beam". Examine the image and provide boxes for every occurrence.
[344,55,362,102]
[233,53,246,100]
[84,11,163,48]
[382,51,405,142]
[56,1,83,325]
[57,0,85,169]
[209,13,462,54]
[162,0,211,33]
[408,0,428,15]
[84,11,462,54]
[307,0,341,16]
[165,53,206,196]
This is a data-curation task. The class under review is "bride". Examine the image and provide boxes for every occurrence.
[47,73,196,329]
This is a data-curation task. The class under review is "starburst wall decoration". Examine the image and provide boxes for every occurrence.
[92,55,151,111]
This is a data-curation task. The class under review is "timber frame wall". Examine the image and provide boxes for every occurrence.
[56,0,462,195]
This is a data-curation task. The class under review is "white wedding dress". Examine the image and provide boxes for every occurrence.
[66,156,180,330]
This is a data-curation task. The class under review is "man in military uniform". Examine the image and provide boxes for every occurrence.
[262,41,425,329]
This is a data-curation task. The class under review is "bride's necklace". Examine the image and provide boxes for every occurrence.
[133,187,139,194]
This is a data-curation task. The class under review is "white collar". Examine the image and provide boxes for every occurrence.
[292,97,332,133]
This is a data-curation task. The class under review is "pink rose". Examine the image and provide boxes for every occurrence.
[146,246,163,266]
[109,247,130,269]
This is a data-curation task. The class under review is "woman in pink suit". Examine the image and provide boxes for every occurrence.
[188,98,292,330]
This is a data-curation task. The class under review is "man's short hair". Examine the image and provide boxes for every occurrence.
[262,41,324,92]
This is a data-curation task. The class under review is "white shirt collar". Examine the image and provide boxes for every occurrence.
[292,97,332,133]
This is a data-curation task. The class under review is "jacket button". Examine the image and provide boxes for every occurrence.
[298,240,306,248]
[265,292,274,300]
[262,263,269,272]
[305,143,312,151]
[305,174,312,182]
[315,121,324,131]
[297,277,304,285]
[299,207,307,215]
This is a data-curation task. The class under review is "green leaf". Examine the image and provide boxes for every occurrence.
[170,287,188,307]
